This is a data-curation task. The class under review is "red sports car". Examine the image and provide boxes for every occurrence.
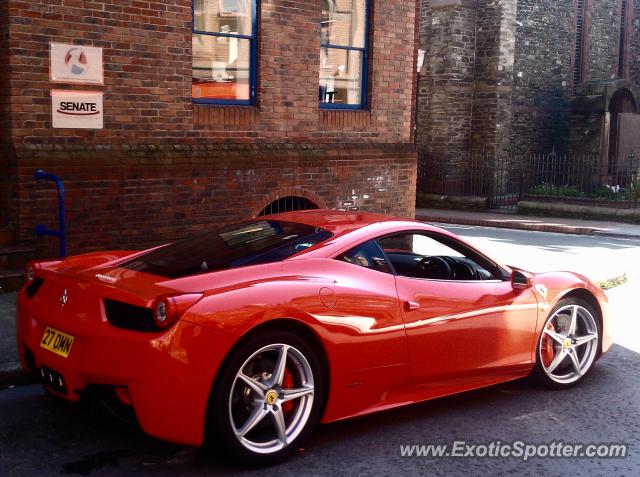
[17,211,611,465]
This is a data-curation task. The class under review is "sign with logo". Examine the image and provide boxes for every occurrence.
[51,91,104,129]
[50,43,104,85]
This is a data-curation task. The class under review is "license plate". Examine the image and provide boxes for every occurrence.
[40,327,75,358]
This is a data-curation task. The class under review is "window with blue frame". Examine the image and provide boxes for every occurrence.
[192,0,257,105]
[320,0,369,109]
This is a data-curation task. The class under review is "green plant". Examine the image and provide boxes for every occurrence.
[528,184,584,197]
[528,181,640,201]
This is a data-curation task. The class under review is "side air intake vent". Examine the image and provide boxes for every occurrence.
[104,299,157,332]
[26,278,44,298]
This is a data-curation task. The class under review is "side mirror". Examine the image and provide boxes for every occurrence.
[511,269,533,290]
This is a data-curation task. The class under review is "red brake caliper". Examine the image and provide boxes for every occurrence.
[282,368,294,414]
[542,323,556,367]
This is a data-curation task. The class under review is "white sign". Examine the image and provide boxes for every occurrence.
[50,43,104,85]
[51,91,104,129]
[417,49,426,73]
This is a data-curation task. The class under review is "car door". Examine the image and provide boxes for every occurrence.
[379,232,539,387]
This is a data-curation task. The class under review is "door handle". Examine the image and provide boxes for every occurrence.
[406,301,420,311]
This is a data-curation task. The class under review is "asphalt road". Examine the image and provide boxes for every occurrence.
[438,224,640,283]
[1,226,639,476]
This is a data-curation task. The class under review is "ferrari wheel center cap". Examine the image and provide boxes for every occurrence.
[265,390,278,405]
[562,338,572,350]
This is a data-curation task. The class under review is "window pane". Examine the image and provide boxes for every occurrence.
[194,0,253,36]
[192,34,251,101]
[339,240,392,274]
[319,48,363,106]
[379,234,498,280]
[120,220,333,279]
[321,0,366,48]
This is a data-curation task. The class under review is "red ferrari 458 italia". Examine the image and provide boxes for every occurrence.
[17,211,611,465]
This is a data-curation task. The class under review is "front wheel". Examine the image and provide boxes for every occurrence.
[533,298,600,389]
[208,330,326,466]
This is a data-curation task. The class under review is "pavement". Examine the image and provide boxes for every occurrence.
[0,293,25,389]
[438,224,637,285]
[1,211,639,389]
[416,208,640,239]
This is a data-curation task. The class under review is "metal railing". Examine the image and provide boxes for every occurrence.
[418,152,640,210]
[34,170,67,258]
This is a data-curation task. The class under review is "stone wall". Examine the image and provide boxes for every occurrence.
[510,0,575,154]
[417,0,639,162]
[470,0,517,156]
[587,0,621,81]
[417,0,477,158]
[631,0,640,83]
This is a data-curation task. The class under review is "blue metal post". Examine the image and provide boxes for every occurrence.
[34,170,67,258]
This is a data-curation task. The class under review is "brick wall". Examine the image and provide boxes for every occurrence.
[0,0,11,225]
[4,0,418,258]
[0,0,8,144]
[6,0,416,143]
[17,142,416,257]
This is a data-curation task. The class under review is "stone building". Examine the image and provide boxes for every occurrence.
[417,0,640,167]
[0,0,418,287]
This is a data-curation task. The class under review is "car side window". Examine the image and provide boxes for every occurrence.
[338,240,393,274]
[378,233,499,281]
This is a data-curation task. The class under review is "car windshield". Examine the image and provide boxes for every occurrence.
[119,220,333,278]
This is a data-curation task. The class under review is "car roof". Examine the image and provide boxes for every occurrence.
[269,210,509,274]
[261,209,446,244]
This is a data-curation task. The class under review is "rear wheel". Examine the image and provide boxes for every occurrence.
[533,298,600,389]
[209,330,325,466]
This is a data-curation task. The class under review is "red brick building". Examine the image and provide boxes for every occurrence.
[0,1,418,274]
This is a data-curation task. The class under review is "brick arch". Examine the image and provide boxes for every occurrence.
[252,188,328,218]
[607,87,637,113]
[603,80,640,112]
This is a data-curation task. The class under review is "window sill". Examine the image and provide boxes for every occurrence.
[319,104,366,110]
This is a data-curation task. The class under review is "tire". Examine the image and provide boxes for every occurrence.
[208,330,326,466]
[533,297,601,390]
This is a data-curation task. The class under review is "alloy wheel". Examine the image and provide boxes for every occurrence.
[228,343,315,455]
[539,304,599,385]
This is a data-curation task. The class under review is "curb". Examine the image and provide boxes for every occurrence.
[591,230,640,240]
[417,215,596,236]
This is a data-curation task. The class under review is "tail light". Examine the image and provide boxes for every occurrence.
[24,262,45,298]
[153,293,203,329]
[25,263,36,283]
